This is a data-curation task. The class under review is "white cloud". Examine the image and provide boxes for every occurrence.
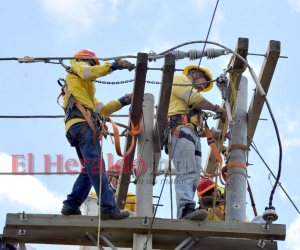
[288,0,300,12]
[286,119,299,133]
[38,0,119,37]
[0,153,64,212]
[191,0,211,13]
[287,215,300,250]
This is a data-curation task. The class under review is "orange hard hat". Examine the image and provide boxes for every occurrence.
[73,49,100,65]
[197,178,216,198]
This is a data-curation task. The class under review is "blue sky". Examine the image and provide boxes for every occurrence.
[0,0,299,249]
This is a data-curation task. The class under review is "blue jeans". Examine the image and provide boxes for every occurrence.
[171,126,202,219]
[63,122,118,213]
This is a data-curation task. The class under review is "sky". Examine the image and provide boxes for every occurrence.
[0,0,299,249]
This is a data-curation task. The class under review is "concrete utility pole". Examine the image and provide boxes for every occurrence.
[133,93,155,250]
[225,76,248,222]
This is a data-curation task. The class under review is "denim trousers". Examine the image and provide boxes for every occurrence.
[63,122,118,213]
[171,126,202,219]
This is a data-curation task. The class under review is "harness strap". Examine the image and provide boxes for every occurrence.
[201,124,226,185]
[229,144,248,152]
[109,113,143,157]
[63,86,96,131]
[221,161,247,184]
[171,130,202,157]
[67,122,89,146]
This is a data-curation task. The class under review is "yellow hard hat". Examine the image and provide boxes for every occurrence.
[183,65,213,92]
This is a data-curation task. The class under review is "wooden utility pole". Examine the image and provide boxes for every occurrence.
[116,53,148,209]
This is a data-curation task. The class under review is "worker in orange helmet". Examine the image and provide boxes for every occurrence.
[90,162,136,213]
[61,49,134,220]
[196,178,251,222]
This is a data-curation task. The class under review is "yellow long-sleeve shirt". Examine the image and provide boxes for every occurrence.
[168,74,204,133]
[63,62,122,133]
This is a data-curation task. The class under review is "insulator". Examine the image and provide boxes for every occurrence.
[172,50,188,61]
[148,50,157,62]
[206,48,228,59]
[262,209,279,222]
[188,49,205,60]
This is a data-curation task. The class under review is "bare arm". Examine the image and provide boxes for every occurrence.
[196,98,216,111]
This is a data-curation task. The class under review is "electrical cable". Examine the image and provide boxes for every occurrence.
[263,97,282,209]
[249,138,299,214]
[0,115,129,118]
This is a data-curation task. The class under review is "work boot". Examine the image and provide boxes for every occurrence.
[182,204,195,219]
[183,209,208,220]
[101,209,130,220]
[61,206,82,215]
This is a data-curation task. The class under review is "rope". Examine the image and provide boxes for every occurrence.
[211,55,247,220]
[97,119,108,249]
[168,140,173,219]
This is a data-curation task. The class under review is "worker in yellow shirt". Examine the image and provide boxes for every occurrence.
[90,162,135,212]
[61,49,134,219]
[197,178,251,222]
[166,65,227,220]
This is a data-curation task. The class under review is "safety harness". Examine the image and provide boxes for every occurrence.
[164,108,203,156]
[57,78,142,157]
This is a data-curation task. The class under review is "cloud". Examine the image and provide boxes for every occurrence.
[191,0,211,13]
[288,0,300,12]
[0,153,64,212]
[287,215,300,250]
[38,0,119,37]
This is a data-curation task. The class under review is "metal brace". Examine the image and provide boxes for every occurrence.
[20,211,27,221]
[142,216,149,226]
[216,68,235,125]
[257,239,266,249]
[174,236,198,250]
[18,230,26,236]
[85,232,105,250]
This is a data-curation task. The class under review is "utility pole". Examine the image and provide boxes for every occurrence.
[133,93,155,250]
[225,76,248,222]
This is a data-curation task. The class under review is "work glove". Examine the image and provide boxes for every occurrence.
[214,104,227,123]
[125,93,132,105]
[114,58,135,72]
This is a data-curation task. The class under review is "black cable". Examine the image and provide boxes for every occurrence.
[262,96,282,209]
[0,115,64,118]
[249,138,299,214]
[0,115,129,118]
